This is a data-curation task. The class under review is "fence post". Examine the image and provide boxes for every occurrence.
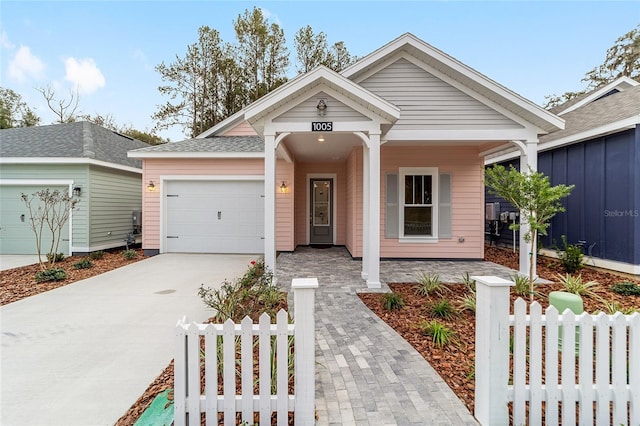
[292,277,318,426]
[472,275,514,426]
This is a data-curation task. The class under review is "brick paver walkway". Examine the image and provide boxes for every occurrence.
[277,246,518,425]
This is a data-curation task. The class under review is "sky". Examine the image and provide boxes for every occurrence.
[1,1,638,142]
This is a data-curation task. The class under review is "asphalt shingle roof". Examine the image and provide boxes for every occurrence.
[129,136,264,153]
[0,121,150,168]
[540,85,640,144]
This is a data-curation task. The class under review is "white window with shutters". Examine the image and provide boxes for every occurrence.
[385,168,452,243]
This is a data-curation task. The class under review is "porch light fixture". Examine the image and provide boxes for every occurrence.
[147,181,157,192]
[280,181,288,194]
[318,134,325,143]
[73,186,81,196]
[316,99,327,116]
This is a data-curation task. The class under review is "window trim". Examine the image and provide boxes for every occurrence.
[399,167,438,242]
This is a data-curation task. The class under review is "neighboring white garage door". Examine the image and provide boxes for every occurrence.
[0,184,70,255]
[165,180,264,254]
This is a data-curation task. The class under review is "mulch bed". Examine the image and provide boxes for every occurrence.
[358,245,640,413]
[0,248,145,305]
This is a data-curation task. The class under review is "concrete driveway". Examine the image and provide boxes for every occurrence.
[0,253,255,426]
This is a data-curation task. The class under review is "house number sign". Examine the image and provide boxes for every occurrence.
[311,122,333,132]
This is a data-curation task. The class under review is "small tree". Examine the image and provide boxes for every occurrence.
[484,165,574,300]
[21,189,79,269]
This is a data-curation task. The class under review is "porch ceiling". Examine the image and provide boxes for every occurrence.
[281,132,362,162]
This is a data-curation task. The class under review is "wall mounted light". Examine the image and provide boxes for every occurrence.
[280,181,288,194]
[318,134,325,143]
[147,181,157,192]
[316,99,327,116]
[73,186,82,197]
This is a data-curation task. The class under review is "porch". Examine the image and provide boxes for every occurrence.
[277,245,517,425]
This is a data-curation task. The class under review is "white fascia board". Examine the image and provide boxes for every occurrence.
[484,115,640,165]
[245,66,400,124]
[0,157,142,174]
[343,33,563,132]
[386,128,539,142]
[196,109,246,138]
[0,179,74,186]
[557,77,640,116]
[127,152,264,159]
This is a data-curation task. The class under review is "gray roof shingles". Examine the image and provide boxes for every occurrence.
[0,121,150,168]
[540,85,640,144]
[129,136,264,153]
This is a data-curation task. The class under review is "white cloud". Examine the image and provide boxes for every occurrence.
[1,30,15,49]
[8,45,45,82]
[64,57,106,95]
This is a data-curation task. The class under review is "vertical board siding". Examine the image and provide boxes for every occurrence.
[143,158,265,250]
[359,58,521,130]
[0,163,89,250]
[88,166,142,247]
[380,145,484,258]
[293,161,347,246]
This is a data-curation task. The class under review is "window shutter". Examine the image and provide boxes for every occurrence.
[385,173,399,238]
[438,173,451,238]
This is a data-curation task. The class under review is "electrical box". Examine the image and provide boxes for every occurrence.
[132,210,142,234]
[509,212,518,221]
[485,202,500,221]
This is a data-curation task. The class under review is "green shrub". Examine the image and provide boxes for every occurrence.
[89,250,105,260]
[415,272,447,297]
[512,274,533,297]
[73,258,93,269]
[35,268,67,282]
[381,292,405,311]
[555,235,583,274]
[122,249,138,260]
[600,300,639,315]
[610,282,640,296]
[557,273,599,298]
[430,299,456,319]
[46,252,65,263]
[419,320,455,348]
[461,272,475,293]
[458,293,476,314]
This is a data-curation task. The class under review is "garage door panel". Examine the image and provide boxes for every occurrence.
[165,180,264,254]
[0,185,70,255]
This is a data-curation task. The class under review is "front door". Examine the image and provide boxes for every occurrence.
[309,178,333,244]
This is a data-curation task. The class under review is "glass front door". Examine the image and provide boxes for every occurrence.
[310,178,333,244]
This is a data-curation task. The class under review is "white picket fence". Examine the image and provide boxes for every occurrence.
[174,278,318,426]
[473,276,640,426]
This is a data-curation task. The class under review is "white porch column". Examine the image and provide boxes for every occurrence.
[519,139,538,279]
[366,132,381,288]
[361,144,370,279]
[264,132,277,275]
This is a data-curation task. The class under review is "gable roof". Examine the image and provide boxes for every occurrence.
[128,136,263,158]
[342,33,564,134]
[549,76,639,116]
[0,121,149,170]
[539,83,640,145]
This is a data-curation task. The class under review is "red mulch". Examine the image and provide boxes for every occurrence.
[358,245,640,414]
[0,248,145,305]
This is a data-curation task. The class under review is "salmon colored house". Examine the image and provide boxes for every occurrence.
[129,33,564,288]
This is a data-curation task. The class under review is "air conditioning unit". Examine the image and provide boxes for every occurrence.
[485,202,500,221]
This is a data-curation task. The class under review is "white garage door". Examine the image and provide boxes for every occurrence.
[165,180,264,254]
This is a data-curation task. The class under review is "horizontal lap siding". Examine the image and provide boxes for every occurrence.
[274,91,369,123]
[276,161,295,251]
[143,158,265,251]
[359,58,521,130]
[0,163,89,249]
[88,166,142,248]
[380,145,484,259]
[345,149,359,255]
[222,121,257,136]
[294,162,347,247]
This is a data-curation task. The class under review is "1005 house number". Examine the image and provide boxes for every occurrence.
[311,122,333,132]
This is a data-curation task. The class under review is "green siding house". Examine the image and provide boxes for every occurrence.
[0,122,149,255]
